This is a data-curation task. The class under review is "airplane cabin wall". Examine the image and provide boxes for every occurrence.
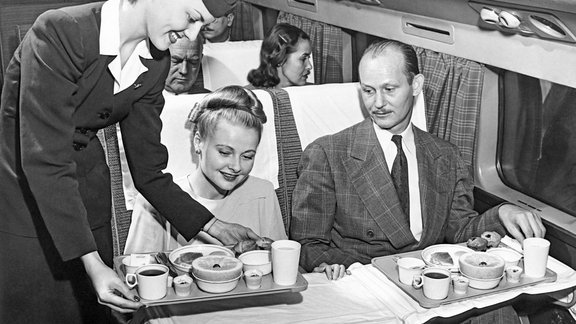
[244,0,576,268]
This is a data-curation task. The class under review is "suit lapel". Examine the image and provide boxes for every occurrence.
[343,120,417,249]
[413,127,447,247]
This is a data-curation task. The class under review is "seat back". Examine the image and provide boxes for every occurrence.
[201,40,315,91]
[201,40,263,91]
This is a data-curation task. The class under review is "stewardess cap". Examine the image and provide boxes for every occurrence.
[202,0,237,17]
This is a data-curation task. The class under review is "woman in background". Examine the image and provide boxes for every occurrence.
[247,23,313,89]
[125,86,287,254]
[0,0,259,323]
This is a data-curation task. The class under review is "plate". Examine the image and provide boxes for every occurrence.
[421,244,474,271]
[169,244,235,273]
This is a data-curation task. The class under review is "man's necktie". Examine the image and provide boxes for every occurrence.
[391,135,410,220]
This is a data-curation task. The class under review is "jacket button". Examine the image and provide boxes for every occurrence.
[98,112,111,119]
[367,230,375,238]
[73,143,85,151]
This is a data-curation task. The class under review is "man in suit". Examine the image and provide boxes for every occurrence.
[165,36,210,95]
[291,40,545,278]
[201,10,235,43]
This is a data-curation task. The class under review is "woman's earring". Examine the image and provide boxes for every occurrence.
[195,148,201,154]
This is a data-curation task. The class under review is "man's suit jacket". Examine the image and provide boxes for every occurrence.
[0,2,212,262]
[291,118,505,271]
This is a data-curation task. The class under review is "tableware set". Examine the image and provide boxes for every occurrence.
[115,241,307,305]
[375,239,556,308]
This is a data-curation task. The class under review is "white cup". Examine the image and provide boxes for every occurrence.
[452,276,469,294]
[397,257,425,285]
[271,240,301,286]
[122,254,153,274]
[506,265,523,283]
[523,238,550,278]
[412,267,451,300]
[125,264,170,300]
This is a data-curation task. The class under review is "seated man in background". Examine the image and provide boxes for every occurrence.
[165,36,209,95]
[201,9,235,43]
[124,86,287,254]
[291,40,545,295]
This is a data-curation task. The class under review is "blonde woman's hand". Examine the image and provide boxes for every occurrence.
[312,262,349,280]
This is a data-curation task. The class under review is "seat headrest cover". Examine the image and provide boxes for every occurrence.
[202,0,236,18]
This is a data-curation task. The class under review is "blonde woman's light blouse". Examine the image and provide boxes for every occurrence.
[124,175,287,254]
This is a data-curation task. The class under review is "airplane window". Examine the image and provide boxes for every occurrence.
[499,71,576,216]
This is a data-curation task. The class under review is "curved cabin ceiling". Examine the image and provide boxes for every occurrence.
[246,0,576,87]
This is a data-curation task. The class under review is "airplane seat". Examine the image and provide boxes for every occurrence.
[158,82,427,235]
[201,40,263,91]
[283,82,427,150]
[200,39,315,92]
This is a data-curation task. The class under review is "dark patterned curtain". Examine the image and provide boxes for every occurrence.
[414,47,484,175]
[230,0,257,41]
[277,12,343,84]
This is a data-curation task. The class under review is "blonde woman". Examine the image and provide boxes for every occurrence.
[125,86,287,254]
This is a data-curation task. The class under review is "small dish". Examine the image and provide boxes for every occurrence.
[173,274,193,296]
[461,273,504,290]
[487,248,522,268]
[238,250,272,275]
[244,269,263,289]
[192,274,242,293]
[505,265,523,283]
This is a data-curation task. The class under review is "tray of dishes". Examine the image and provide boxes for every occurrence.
[371,244,557,308]
[114,244,308,307]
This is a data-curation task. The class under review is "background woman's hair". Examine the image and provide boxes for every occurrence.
[247,23,310,88]
[187,85,266,141]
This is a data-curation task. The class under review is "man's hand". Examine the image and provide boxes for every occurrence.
[207,219,261,245]
[81,252,142,313]
[498,204,546,243]
[312,262,349,280]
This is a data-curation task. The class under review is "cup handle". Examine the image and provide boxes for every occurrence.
[125,273,137,288]
[412,275,423,289]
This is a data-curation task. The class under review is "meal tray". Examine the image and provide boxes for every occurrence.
[372,249,557,308]
[113,254,308,307]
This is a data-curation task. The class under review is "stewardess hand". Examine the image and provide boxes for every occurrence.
[82,252,142,313]
[207,219,261,245]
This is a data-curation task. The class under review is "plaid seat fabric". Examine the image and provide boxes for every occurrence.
[277,12,344,84]
[414,46,484,175]
[97,124,132,257]
[263,88,302,234]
